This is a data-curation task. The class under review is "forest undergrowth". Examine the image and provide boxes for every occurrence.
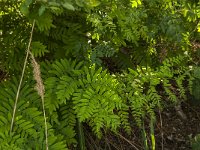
[0,0,200,149]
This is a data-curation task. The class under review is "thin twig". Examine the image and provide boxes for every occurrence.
[105,137,121,150]
[116,132,124,150]
[103,129,112,150]
[84,126,100,150]
[117,133,140,150]
[10,20,35,133]
[42,95,48,150]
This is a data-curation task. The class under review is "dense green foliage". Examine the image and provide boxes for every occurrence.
[0,0,200,149]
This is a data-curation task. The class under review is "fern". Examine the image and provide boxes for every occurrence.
[31,41,49,57]
[125,67,162,127]
[56,76,78,101]
[43,59,123,138]
[146,86,161,111]
[44,59,83,113]
[43,59,122,139]
[175,74,187,100]
[56,102,77,146]
[121,55,192,127]
[115,75,132,134]
[188,73,195,95]
[32,11,54,32]
[158,56,191,103]
[1,0,198,149]
[0,77,68,149]
[163,80,178,103]
[118,103,131,134]
[45,77,60,113]
[90,42,116,66]
[4,55,189,149]
[73,65,122,137]
[191,66,200,100]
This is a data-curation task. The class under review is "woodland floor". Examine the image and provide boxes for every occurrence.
[85,99,200,150]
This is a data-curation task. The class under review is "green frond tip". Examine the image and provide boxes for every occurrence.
[31,41,49,57]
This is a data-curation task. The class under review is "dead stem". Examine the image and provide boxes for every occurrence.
[29,51,48,150]
[10,20,49,150]
[117,133,140,150]
[10,20,36,133]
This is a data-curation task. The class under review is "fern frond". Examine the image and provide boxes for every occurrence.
[49,59,83,77]
[45,77,60,113]
[0,76,68,149]
[31,41,49,57]
[72,65,122,137]
[130,91,146,127]
[175,74,187,100]
[147,86,161,109]
[44,59,83,113]
[163,80,178,103]
[57,102,77,146]
[188,73,195,95]
[118,103,131,134]
[56,76,78,102]
[33,11,54,31]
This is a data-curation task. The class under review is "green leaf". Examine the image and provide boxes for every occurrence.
[20,3,29,16]
[86,0,100,7]
[131,0,141,8]
[38,5,46,16]
[131,1,138,8]
[92,33,100,40]
[197,23,200,32]
[75,0,84,7]
[48,2,61,6]
[25,0,33,6]
[194,67,200,79]
[62,2,75,11]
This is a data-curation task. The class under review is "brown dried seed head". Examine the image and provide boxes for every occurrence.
[29,52,45,97]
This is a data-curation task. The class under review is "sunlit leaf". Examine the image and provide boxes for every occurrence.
[132,1,137,8]
[197,23,200,32]
[86,0,100,7]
